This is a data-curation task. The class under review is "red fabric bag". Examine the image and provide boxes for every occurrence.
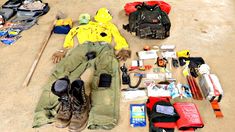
[146,97,177,129]
[173,102,204,130]
[124,1,171,15]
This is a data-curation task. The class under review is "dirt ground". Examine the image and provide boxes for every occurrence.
[0,0,235,132]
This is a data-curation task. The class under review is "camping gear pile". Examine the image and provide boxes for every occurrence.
[120,2,224,131]
[121,43,225,131]
[0,0,49,45]
[3,0,223,131]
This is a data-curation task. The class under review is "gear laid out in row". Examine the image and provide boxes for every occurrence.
[121,44,224,132]
[1,0,223,131]
[0,0,49,45]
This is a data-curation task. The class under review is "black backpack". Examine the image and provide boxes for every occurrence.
[123,3,171,39]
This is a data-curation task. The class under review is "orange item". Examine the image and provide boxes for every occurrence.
[156,57,168,68]
[210,101,224,118]
[124,1,171,15]
[144,65,152,70]
[144,45,150,51]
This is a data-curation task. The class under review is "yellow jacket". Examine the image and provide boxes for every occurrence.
[63,21,129,50]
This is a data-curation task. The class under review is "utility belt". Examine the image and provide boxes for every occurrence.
[136,23,169,39]
[82,41,111,61]
[83,41,109,46]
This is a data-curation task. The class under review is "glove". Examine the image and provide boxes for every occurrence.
[52,49,67,63]
[116,49,131,61]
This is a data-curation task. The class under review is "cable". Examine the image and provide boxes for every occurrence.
[128,72,143,88]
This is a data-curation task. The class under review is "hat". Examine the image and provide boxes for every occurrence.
[79,13,90,25]
[94,8,112,23]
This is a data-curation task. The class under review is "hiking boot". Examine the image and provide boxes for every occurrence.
[69,79,91,132]
[51,77,72,128]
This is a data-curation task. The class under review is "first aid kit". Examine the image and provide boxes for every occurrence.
[199,74,223,102]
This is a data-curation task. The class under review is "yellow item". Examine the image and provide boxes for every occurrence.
[8,31,18,35]
[183,61,190,77]
[55,18,73,27]
[177,50,190,58]
[63,8,128,50]
[94,8,112,23]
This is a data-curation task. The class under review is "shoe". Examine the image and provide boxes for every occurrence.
[68,79,91,132]
[51,77,72,128]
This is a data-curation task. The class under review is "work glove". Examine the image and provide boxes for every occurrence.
[52,49,67,63]
[116,49,131,61]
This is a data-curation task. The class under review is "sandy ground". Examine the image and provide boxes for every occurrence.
[0,0,235,132]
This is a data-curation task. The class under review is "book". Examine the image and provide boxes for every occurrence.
[130,104,146,127]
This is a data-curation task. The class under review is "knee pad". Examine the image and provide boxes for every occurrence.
[98,73,112,88]
[85,51,96,60]
[51,77,70,96]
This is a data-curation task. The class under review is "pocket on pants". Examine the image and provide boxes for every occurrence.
[92,71,113,90]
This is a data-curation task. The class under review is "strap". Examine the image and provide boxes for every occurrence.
[210,100,223,118]
[208,75,220,96]
[128,73,143,88]
[137,60,140,67]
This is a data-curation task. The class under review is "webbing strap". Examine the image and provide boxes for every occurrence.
[210,101,223,118]
[208,75,220,96]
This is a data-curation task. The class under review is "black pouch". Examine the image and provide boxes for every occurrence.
[98,73,112,88]
[85,51,96,60]
[188,57,205,68]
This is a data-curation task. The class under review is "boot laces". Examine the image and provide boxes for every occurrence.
[71,85,87,119]
[59,96,71,115]
[73,105,86,119]
[72,98,86,119]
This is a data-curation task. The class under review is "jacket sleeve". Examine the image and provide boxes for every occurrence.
[110,23,129,50]
[63,27,78,48]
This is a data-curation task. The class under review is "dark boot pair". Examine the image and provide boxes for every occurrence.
[51,77,90,132]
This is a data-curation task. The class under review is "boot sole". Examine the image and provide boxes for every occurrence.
[55,120,71,128]
[68,119,88,132]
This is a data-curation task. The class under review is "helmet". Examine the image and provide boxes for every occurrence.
[94,8,112,23]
